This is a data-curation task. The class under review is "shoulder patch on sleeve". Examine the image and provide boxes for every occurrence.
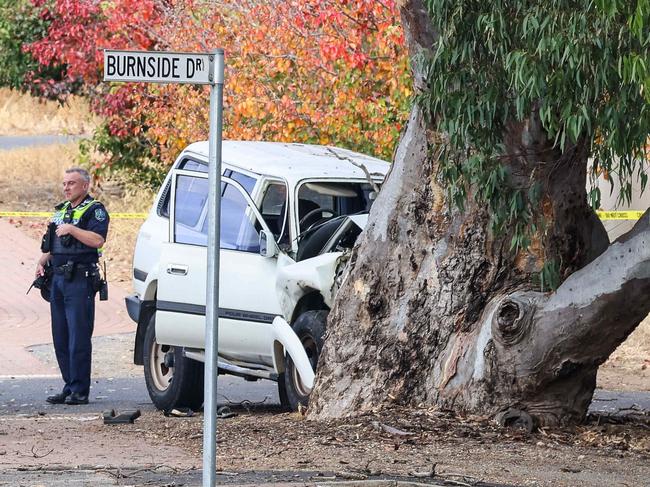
[94,207,107,221]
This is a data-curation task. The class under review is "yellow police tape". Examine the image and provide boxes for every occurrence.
[0,210,644,220]
[0,211,147,219]
[595,210,645,220]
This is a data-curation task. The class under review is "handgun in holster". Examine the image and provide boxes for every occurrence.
[96,261,108,301]
[86,266,107,300]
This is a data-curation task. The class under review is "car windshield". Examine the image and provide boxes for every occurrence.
[297,181,378,233]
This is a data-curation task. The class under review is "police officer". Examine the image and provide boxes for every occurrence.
[36,167,109,405]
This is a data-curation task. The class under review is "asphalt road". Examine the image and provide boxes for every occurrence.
[590,389,650,415]
[0,374,281,416]
[0,134,82,150]
[2,372,649,418]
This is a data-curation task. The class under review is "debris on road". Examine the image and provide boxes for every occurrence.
[217,406,237,419]
[163,407,194,418]
[103,409,141,425]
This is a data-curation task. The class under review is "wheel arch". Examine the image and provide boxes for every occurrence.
[134,285,157,366]
[143,277,158,301]
[280,308,329,410]
[290,291,328,324]
[272,292,329,375]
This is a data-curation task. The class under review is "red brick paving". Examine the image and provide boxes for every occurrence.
[0,219,133,376]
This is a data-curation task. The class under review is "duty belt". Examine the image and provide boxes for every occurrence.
[53,263,98,275]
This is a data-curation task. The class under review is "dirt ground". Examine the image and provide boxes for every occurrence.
[149,407,650,487]
[1,402,648,486]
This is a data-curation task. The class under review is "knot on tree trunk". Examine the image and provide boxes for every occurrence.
[492,296,535,346]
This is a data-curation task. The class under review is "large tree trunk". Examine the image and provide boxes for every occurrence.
[307,0,650,427]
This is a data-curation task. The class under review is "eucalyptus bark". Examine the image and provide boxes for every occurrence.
[307,0,649,426]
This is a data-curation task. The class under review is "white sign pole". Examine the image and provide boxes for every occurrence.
[203,49,225,487]
[103,47,225,487]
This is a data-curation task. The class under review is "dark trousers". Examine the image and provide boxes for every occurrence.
[50,271,95,396]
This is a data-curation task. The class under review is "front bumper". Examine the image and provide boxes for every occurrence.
[125,294,142,323]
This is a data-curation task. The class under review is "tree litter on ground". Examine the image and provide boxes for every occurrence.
[125,405,649,486]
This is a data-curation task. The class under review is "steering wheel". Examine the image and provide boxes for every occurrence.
[299,208,339,232]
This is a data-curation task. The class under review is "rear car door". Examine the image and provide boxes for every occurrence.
[156,169,282,367]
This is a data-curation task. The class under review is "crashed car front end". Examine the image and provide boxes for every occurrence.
[275,214,367,321]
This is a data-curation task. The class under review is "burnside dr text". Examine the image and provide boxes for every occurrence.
[105,54,204,79]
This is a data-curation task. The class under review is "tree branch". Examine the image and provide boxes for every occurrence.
[325,148,381,193]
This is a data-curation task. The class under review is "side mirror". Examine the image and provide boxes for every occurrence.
[259,230,278,258]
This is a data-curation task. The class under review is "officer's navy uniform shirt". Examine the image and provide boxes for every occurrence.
[51,195,110,266]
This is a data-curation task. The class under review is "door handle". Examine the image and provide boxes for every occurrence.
[167,264,189,276]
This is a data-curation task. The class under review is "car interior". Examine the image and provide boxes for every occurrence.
[295,181,377,261]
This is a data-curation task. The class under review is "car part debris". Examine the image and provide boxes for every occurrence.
[216,406,237,419]
[103,408,141,424]
[163,407,194,417]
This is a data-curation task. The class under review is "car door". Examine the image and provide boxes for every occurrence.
[156,169,282,367]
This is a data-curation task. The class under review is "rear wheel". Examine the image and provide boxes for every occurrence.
[143,313,204,411]
[282,310,328,411]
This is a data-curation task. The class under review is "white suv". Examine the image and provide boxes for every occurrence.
[125,141,389,411]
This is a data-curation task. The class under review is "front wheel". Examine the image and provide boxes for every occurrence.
[281,310,328,411]
[143,313,204,411]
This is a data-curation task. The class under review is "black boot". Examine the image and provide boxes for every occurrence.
[46,390,69,404]
[65,392,89,405]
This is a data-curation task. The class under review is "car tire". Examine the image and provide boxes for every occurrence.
[143,313,204,411]
[277,375,290,411]
[282,310,328,411]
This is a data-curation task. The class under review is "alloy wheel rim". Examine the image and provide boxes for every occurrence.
[150,342,173,391]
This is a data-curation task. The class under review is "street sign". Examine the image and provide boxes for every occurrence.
[103,48,225,487]
[103,49,214,84]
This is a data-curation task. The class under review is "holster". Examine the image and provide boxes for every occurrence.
[62,261,75,281]
[88,267,108,300]
[99,279,108,301]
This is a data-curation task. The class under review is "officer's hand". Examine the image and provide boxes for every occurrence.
[55,224,75,237]
[36,253,50,277]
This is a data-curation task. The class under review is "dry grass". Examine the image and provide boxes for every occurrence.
[0,143,155,286]
[0,143,77,209]
[610,319,650,367]
[599,316,650,391]
[0,88,99,135]
[99,189,154,284]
